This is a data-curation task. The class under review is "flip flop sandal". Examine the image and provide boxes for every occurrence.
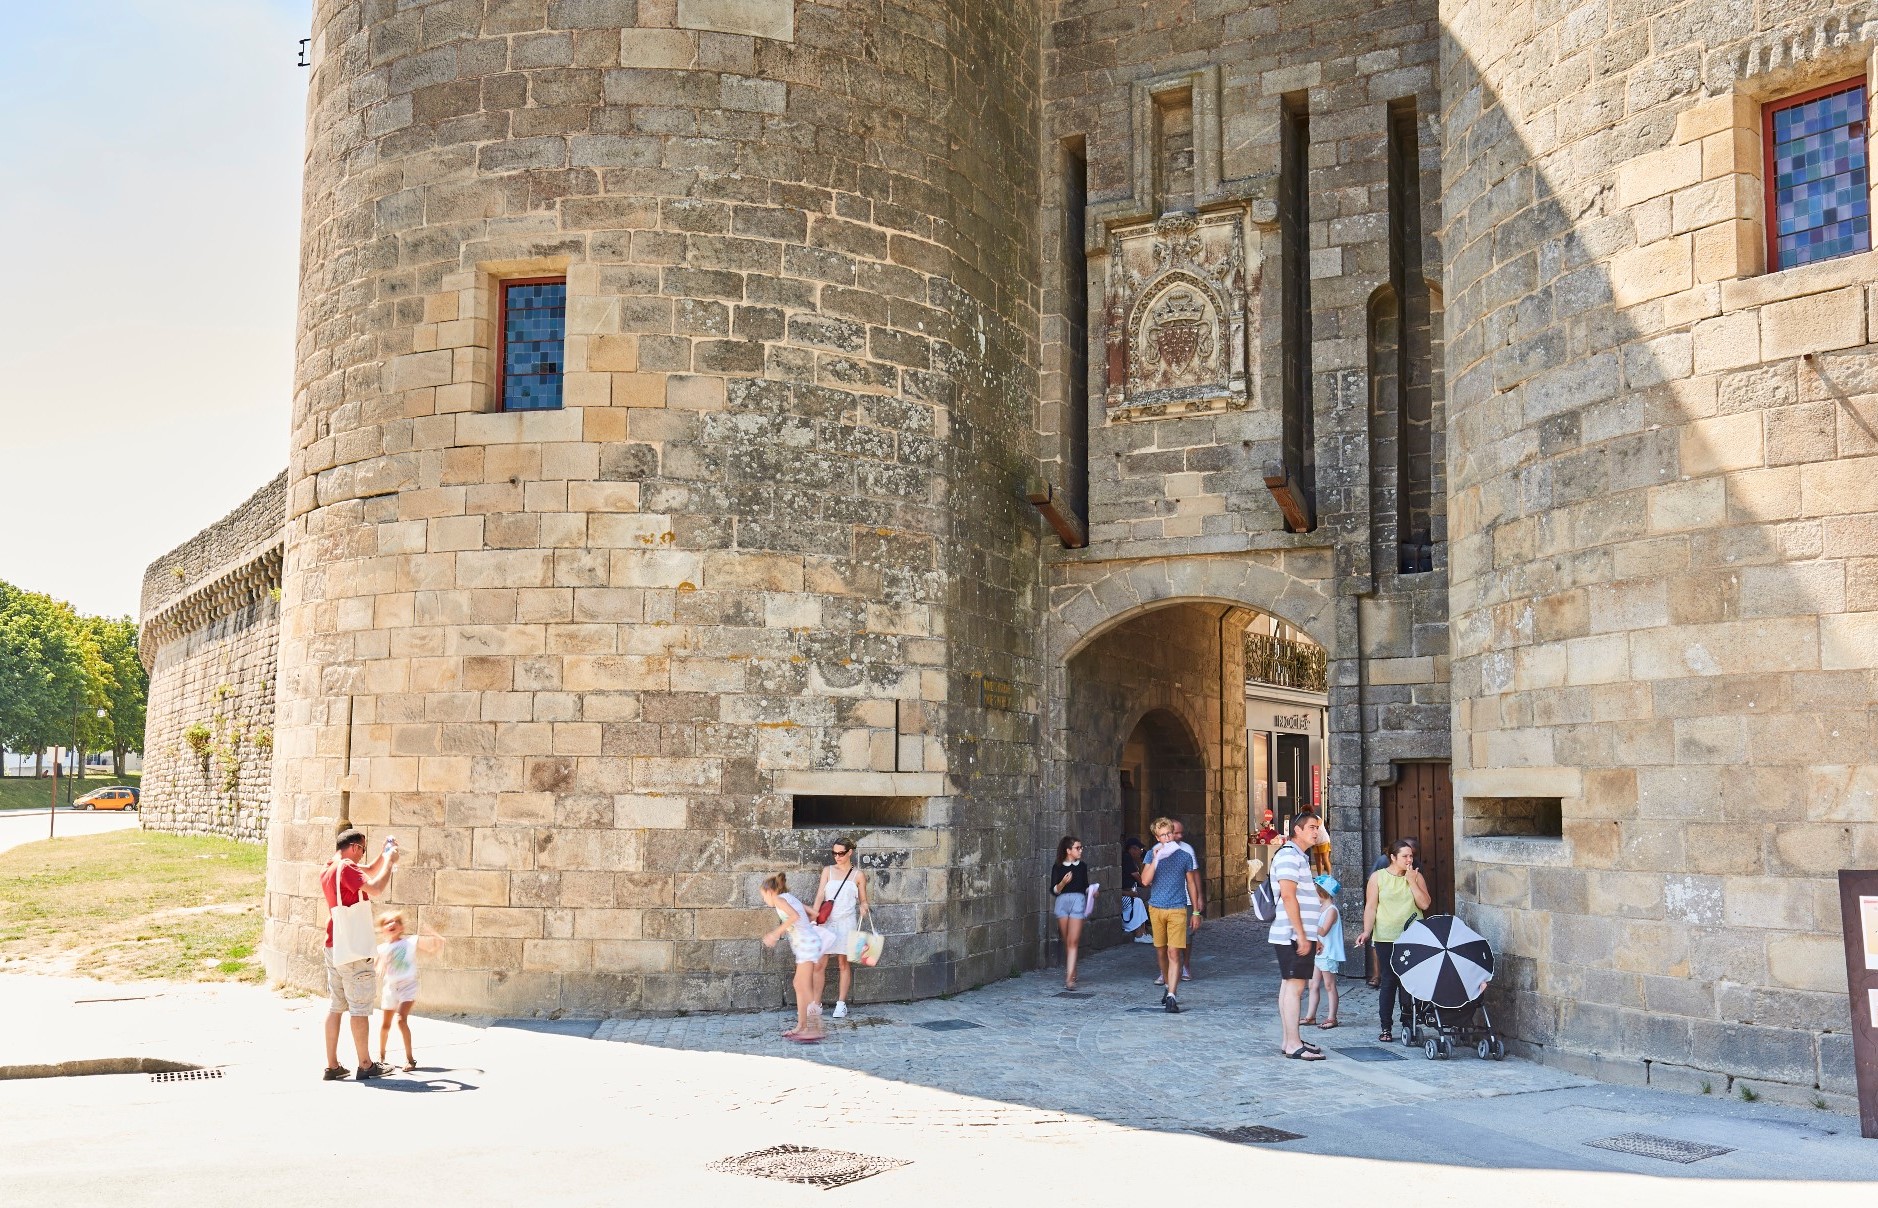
[1317,1019,1339,1030]
[402,1062,418,1072]
[1378,1031,1393,1043]
[1299,1040,1323,1053]
[1299,1016,1318,1025]
[1282,1047,1325,1061]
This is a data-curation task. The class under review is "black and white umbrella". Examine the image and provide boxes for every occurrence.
[1392,914,1494,1009]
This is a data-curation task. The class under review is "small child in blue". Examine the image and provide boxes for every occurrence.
[1301,873,1345,1029]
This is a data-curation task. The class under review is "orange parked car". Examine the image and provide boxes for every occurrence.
[74,786,139,811]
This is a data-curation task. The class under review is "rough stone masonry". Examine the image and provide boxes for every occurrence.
[132,0,1878,1111]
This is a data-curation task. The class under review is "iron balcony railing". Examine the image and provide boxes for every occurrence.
[1245,632,1327,693]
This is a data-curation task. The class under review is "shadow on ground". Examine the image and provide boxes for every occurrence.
[494,913,1878,1182]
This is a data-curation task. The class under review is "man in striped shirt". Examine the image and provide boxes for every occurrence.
[1270,812,1325,1061]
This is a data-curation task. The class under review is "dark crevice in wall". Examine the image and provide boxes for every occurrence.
[1063,137,1090,526]
[1387,98,1435,575]
[1279,92,1316,530]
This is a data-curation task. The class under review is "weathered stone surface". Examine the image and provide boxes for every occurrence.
[138,474,285,843]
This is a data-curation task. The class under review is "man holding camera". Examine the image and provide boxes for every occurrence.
[321,828,398,1081]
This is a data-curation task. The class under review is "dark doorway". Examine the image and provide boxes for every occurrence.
[1381,761,1454,915]
[1272,732,1312,833]
[1120,709,1207,886]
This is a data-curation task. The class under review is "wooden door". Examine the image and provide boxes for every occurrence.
[1381,762,1454,915]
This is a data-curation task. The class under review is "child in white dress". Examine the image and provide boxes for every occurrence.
[375,911,444,1071]
[1301,874,1345,1029]
[760,873,832,1043]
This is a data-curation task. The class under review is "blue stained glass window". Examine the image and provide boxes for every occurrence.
[502,280,566,411]
[1770,82,1870,270]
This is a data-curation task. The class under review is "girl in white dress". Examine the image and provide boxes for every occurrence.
[760,872,831,1042]
[811,837,869,1018]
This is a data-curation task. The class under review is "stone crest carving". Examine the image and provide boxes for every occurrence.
[1103,209,1252,421]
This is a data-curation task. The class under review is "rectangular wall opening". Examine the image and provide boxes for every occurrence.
[1278,92,1316,529]
[1387,98,1435,574]
[1463,796,1563,840]
[1063,137,1090,525]
[1155,88,1196,212]
[791,795,926,829]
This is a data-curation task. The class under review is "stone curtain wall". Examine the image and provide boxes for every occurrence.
[1443,2,1878,1106]
[139,474,287,842]
[270,0,1043,1015]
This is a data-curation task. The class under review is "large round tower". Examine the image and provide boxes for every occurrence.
[266,0,1044,1015]
[1444,2,1878,1098]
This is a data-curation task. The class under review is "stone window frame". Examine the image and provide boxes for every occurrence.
[1453,768,1578,869]
[1660,47,1878,290]
[1761,75,1871,273]
[495,275,569,413]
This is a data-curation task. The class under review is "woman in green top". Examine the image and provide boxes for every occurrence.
[1355,839,1432,1043]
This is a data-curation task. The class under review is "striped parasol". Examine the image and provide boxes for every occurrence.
[1391,914,1494,1009]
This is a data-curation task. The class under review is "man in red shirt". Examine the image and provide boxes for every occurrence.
[322,828,398,1081]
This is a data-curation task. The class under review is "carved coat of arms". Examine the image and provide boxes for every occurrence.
[1103,210,1253,421]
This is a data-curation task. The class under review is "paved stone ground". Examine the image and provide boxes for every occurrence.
[2,916,1874,1203]
[598,912,1583,1135]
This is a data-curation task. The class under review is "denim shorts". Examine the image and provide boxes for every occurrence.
[1053,893,1087,919]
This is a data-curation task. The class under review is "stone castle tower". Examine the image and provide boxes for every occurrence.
[228,0,1878,1107]
[269,0,1051,1014]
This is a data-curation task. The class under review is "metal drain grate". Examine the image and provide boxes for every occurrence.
[913,1019,984,1032]
[1335,1046,1407,1063]
[1196,1125,1305,1145]
[150,1068,222,1083]
[1585,1133,1735,1164]
[710,1145,909,1189]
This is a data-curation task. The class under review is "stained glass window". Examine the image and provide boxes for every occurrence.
[1768,81,1870,271]
[501,279,566,411]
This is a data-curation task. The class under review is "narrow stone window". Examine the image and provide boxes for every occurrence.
[1156,89,1196,212]
[1063,138,1090,524]
[1463,796,1562,840]
[498,277,566,411]
[1387,99,1435,574]
[792,796,926,829]
[1764,79,1870,270]
[1277,92,1315,530]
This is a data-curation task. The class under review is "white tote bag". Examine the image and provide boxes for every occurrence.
[327,861,377,965]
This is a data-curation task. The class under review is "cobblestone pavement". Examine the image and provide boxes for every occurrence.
[598,912,1589,1138]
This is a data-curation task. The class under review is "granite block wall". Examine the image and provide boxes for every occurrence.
[1442,1,1878,1107]
[268,0,1045,1015]
[139,474,287,842]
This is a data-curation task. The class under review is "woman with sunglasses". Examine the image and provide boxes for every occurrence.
[1050,836,1090,990]
[812,837,870,1019]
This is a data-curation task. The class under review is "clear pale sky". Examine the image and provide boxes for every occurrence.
[0,1,310,619]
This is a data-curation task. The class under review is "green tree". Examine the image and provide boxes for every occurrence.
[86,616,147,776]
[0,581,103,773]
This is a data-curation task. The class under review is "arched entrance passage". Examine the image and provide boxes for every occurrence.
[1062,600,1253,923]
[1119,708,1207,866]
[1048,562,1336,958]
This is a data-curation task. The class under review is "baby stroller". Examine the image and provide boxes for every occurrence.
[1392,914,1505,1061]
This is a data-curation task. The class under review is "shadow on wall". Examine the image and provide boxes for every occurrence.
[1441,6,1874,1105]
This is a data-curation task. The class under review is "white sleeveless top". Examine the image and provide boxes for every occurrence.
[823,868,860,922]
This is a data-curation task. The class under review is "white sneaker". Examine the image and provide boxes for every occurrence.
[832,1001,848,1019]
[1132,934,1154,944]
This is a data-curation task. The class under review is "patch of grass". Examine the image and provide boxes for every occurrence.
[0,773,141,812]
[1738,1083,1759,1102]
[0,829,265,983]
